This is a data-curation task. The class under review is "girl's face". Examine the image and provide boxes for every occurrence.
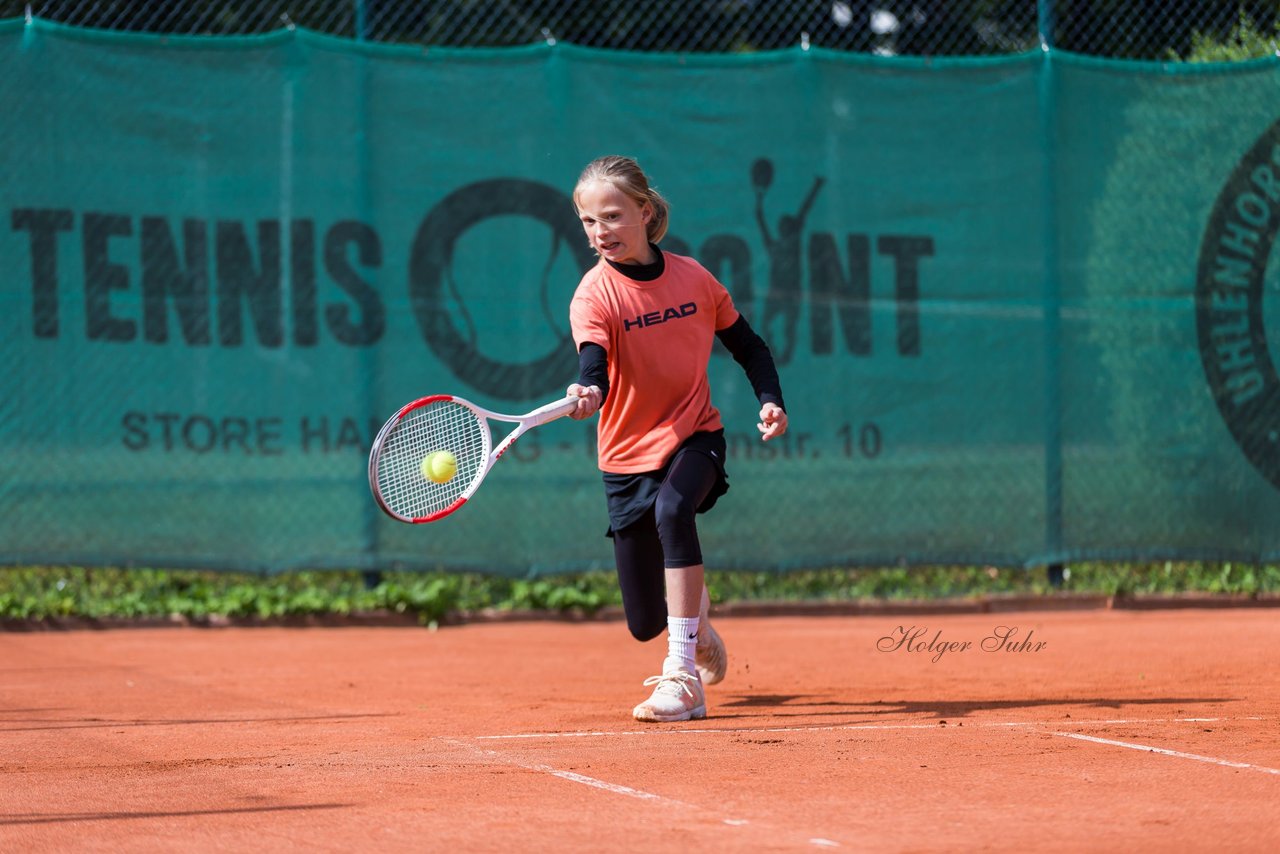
[575,179,655,266]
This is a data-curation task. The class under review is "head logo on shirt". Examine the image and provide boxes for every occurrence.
[623,302,698,332]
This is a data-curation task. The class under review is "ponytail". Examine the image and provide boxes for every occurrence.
[644,187,670,243]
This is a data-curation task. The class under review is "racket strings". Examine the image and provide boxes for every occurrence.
[375,400,488,520]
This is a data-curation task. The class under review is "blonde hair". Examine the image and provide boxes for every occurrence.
[574,155,670,244]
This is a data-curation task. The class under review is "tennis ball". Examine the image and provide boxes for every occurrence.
[421,450,457,484]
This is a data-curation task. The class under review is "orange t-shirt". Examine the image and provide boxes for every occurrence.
[570,252,740,473]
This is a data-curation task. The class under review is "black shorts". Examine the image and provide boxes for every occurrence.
[601,430,729,536]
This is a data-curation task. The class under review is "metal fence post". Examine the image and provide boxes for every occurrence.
[1040,0,1066,589]
[355,0,384,591]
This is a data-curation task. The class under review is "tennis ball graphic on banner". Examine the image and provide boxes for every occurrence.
[421,451,458,484]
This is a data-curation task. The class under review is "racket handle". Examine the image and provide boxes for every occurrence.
[529,395,581,426]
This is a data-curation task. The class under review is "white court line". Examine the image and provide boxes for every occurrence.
[445,739,840,848]
[526,762,668,800]
[448,739,691,805]
[476,722,940,740]
[473,715,1266,741]
[1051,731,1280,776]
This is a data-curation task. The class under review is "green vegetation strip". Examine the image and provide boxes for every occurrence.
[2,563,1278,626]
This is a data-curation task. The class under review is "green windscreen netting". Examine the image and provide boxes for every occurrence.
[2,19,1278,575]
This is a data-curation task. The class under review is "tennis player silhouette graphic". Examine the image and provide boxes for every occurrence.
[752,158,825,366]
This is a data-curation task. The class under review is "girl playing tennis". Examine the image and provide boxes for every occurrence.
[565,155,788,722]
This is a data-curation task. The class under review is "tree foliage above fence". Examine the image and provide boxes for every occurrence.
[1,0,1276,58]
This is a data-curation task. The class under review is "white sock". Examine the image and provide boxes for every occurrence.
[664,616,700,675]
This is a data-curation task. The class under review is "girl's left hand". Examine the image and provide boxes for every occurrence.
[758,403,787,442]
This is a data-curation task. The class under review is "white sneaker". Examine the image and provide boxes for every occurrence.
[632,670,706,723]
[695,619,727,686]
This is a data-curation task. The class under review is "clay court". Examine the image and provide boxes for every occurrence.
[3,604,1278,852]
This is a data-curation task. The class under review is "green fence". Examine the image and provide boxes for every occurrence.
[3,18,1279,575]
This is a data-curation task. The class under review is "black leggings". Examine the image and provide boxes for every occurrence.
[612,450,720,641]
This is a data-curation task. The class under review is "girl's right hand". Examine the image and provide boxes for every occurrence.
[566,384,602,420]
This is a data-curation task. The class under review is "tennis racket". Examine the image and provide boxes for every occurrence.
[368,394,579,524]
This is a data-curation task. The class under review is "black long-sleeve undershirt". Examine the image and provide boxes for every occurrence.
[715,314,786,412]
[576,314,785,412]
[577,342,611,403]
